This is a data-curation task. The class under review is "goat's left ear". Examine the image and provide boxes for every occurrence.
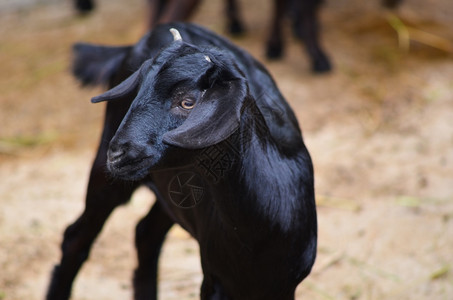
[91,58,153,103]
[163,65,248,149]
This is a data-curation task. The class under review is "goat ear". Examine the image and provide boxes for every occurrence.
[91,69,141,103]
[163,72,247,149]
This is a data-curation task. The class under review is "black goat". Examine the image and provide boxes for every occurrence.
[47,23,317,300]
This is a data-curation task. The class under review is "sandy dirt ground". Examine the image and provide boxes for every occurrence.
[1,0,452,299]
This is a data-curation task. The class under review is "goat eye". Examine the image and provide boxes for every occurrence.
[180,99,195,110]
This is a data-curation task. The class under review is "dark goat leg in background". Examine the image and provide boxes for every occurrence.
[382,0,402,8]
[266,0,331,72]
[147,0,201,28]
[290,0,332,72]
[266,0,287,59]
[226,0,245,34]
[73,0,201,24]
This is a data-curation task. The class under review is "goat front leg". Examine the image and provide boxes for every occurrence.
[46,147,140,300]
[293,0,331,72]
[133,198,174,300]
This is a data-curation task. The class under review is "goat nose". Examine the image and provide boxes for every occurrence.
[107,143,127,163]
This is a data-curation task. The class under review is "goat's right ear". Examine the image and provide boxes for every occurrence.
[91,69,141,103]
[163,59,248,149]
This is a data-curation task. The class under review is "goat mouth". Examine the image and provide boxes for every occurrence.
[107,156,154,181]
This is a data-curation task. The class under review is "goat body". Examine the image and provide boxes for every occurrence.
[47,22,317,300]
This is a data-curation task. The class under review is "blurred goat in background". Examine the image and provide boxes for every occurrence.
[73,0,403,72]
[74,0,333,72]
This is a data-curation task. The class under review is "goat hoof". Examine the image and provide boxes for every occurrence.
[229,20,245,35]
[75,0,95,13]
[266,43,283,59]
[312,56,332,73]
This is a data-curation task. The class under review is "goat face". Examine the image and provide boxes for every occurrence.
[92,41,249,181]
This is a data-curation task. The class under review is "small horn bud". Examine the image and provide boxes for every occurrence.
[204,55,211,62]
[169,28,182,41]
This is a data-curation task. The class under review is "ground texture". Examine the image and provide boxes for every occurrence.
[1,0,452,299]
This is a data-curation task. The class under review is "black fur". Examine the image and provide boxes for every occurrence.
[47,22,317,300]
[75,0,94,13]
